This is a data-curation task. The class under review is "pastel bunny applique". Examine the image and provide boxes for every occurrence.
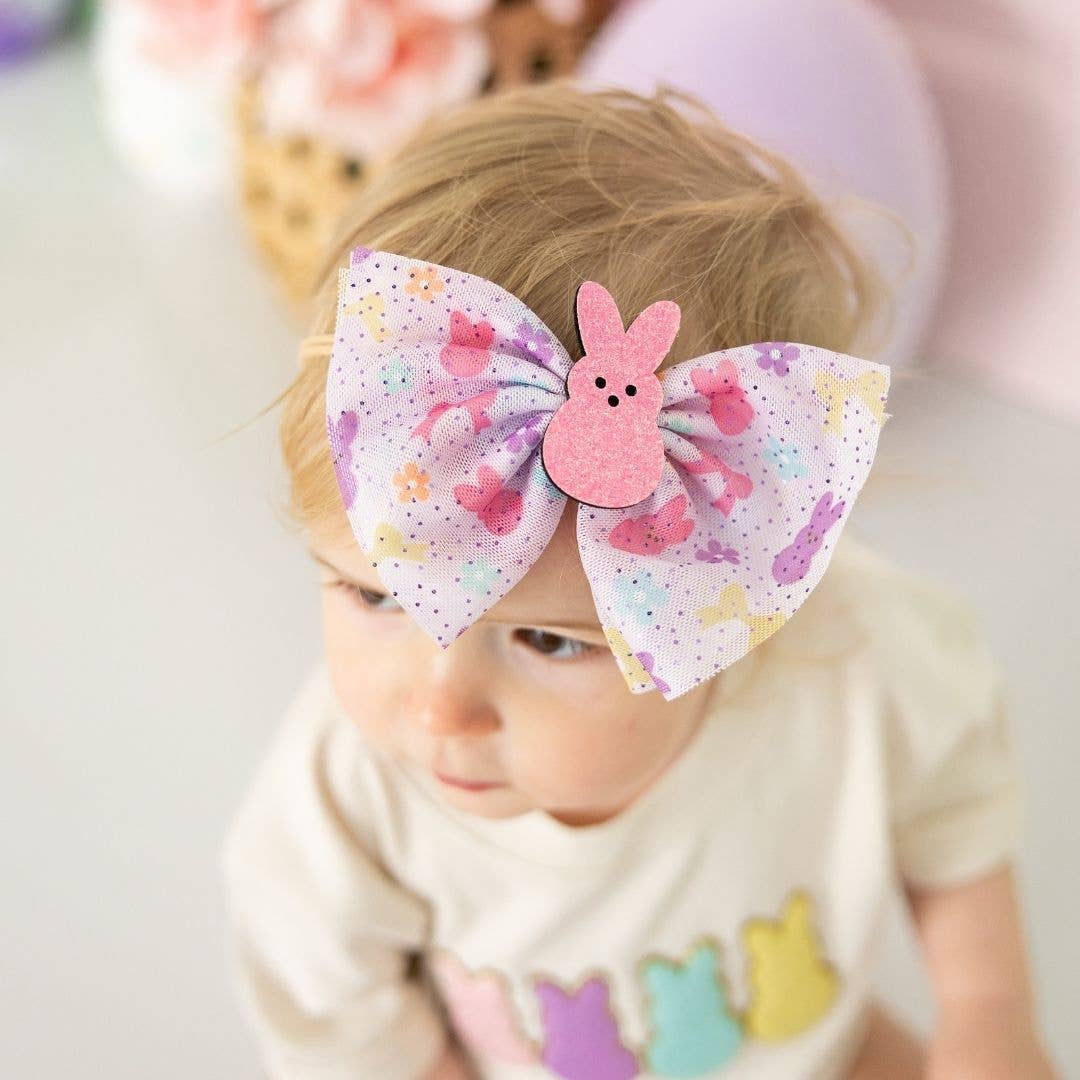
[453,465,524,536]
[440,311,495,377]
[772,491,845,584]
[542,282,681,508]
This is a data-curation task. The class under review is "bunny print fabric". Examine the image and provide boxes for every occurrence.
[326,247,892,701]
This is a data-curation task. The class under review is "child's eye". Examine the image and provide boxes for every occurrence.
[329,580,401,612]
[514,628,599,660]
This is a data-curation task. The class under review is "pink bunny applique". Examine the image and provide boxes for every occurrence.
[690,360,755,436]
[440,311,495,377]
[454,465,524,536]
[541,282,681,508]
[772,491,845,584]
[608,494,694,555]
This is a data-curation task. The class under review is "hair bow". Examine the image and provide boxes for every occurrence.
[324,247,891,700]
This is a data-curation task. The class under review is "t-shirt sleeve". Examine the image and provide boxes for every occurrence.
[220,662,447,1080]
[869,562,1025,891]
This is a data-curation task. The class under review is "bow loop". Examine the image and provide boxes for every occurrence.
[327,249,891,699]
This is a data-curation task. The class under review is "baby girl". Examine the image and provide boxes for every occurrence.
[221,83,1058,1079]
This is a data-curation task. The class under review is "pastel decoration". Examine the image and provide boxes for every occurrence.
[325,248,891,701]
[742,891,839,1041]
[812,369,889,435]
[533,976,639,1080]
[695,583,787,650]
[542,282,679,508]
[641,941,744,1076]
[429,950,538,1065]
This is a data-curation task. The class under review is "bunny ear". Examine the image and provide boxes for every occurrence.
[576,281,626,356]
[625,300,681,373]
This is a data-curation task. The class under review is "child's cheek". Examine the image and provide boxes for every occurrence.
[512,705,659,809]
[320,596,404,754]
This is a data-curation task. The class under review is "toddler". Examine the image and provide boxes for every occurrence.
[221,84,1057,1079]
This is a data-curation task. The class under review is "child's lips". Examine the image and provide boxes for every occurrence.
[434,770,505,791]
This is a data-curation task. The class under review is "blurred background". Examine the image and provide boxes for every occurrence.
[2,0,1077,1075]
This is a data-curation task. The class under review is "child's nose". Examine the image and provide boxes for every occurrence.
[408,645,501,737]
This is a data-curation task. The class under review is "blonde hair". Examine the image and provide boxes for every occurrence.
[274,81,909,545]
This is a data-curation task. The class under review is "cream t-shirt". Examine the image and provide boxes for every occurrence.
[221,534,1023,1080]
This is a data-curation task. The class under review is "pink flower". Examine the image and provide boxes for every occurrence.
[257,0,489,158]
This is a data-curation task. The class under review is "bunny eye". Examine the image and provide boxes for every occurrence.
[626,385,637,396]
[594,376,606,388]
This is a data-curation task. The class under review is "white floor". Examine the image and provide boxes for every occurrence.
[2,44,1077,1079]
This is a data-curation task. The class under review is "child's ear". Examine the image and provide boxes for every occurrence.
[625,300,681,373]
[575,281,625,358]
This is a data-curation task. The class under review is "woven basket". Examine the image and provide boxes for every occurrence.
[236,0,616,319]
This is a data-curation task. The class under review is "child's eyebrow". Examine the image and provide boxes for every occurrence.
[308,548,370,582]
[307,548,604,635]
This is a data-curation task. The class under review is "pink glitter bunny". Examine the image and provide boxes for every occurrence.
[542,282,681,508]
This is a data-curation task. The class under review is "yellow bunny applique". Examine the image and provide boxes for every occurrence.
[741,890,840,1041]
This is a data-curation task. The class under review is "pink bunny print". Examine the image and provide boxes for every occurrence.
[541,282,681,508]
[440,311,495,377]
[608,494,694,555]
[454,465,524,536]
[690,360,755,435]
[772,491,845,584]
[679,447,754,517]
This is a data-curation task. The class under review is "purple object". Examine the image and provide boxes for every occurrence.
[0,1,70,63]
[580,0,950,373]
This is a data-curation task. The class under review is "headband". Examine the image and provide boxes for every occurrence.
[317,246,891,701]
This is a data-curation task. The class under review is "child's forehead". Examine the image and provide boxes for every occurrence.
[486,506,600,630]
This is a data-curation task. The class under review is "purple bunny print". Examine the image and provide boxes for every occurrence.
[772,491,846,584]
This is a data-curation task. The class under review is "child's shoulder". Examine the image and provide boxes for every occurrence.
[780,531,1003,721]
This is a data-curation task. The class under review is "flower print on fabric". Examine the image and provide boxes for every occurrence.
[327,249,891,698]
[377,356,414,394]
[695,540,740,565]
[763,436,808,483]
[512,318,555,363]
[404,264,445,301]
[440,311,494,377]
[392,461,430,503]
[755,342,800,376]
[453,465,524,536]
[458,557,502,596]
[608,494,694,556]
[613,570,668,626]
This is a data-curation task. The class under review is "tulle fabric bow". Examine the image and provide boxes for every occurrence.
[325,247,891,701]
